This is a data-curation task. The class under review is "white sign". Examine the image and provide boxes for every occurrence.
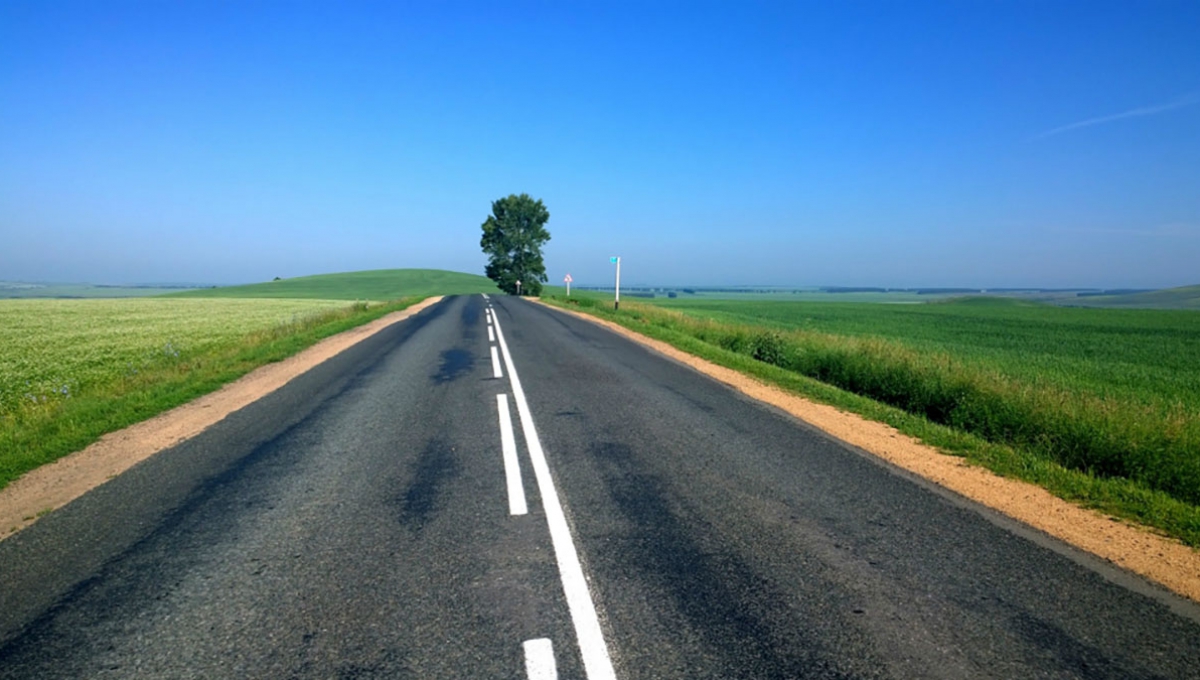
[564,273,573,296]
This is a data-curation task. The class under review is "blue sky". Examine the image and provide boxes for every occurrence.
[2,1,1198,288]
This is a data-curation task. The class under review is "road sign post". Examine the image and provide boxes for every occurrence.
[564,273,573,297]
[516,279,521,296]
[610,256,621,310]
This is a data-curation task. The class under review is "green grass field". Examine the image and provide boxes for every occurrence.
[0,298,355,413]
[656,296,1200,411]
[544,292,1200,546]
[0,297,419,492]
[172,268,497,300]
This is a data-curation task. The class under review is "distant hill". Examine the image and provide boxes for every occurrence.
[170,269,498,300]
[0,282,197,299]
[1067,284,1200,310]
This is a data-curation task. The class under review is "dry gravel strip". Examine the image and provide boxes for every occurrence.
[0,296,444,541]
[538,300,1200,605]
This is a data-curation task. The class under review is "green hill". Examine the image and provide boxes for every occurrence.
[1072,284,1200,310]
[171,269,498,300]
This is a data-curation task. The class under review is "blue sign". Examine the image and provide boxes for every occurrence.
[610,256,619,263]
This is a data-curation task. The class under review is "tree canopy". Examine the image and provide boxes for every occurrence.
[480,194,551,296]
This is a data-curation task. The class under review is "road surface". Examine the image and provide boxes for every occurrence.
[2,295,1198,679]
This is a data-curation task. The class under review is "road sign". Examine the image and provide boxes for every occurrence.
[610,257,618,264]
[564,273,573,296]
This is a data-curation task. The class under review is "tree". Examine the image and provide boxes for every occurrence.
[480,193,551,296]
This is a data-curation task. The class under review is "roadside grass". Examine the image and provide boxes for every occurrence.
[170,268,498,300]
[542,293,1200,547]
[0,297,420,490]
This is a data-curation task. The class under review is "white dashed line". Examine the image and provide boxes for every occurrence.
[493,312,618,680]
[491,346,503,378]
[523,638,558,679]
[488,326,496,342]
[496,395,528,516]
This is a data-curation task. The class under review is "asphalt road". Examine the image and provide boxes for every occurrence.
[1,295,1198,679]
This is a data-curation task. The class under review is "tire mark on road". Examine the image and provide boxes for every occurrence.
[432,348,475,384]
[592,440,860,679]
[398,439,460,532]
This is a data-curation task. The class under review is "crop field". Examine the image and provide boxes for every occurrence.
[546,293,1200,545]
[656,296,1200,411]
[0,298,353,412]
[0,296,417,490]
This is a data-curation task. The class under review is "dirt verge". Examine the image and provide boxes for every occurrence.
[539,301,1200,604]
[0,296,443,541]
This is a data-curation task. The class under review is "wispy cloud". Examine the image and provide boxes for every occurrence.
[1034,93,1200,140]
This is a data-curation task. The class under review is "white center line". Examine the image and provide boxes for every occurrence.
[496,395,528,516]
[491,346,503,378]
[493,312,619,680]
[488,326,496,342]
[523,638,558,680]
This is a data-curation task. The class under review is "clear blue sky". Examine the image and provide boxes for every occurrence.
[3,1,1198,288]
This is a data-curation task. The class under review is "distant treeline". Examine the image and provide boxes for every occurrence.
[93,284,207,290]
[1075,289,1152,298]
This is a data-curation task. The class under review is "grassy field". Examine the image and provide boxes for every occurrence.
[655,296,1200,411]
[172,268,497,300]
[544,292,1200,546]
[1,298,354,413]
